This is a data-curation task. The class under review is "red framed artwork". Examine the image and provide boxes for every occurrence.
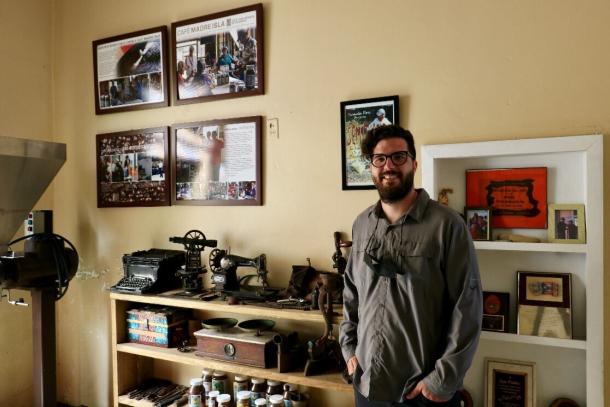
[465,167,547,229]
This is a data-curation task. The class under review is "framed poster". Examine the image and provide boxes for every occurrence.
[171,4,264,105]
[92,26,169,114]
[485,358,536,407]
[465,207,492,241]
[517,271,572,339]
[96,128,170,207]
[340,95,399,190]
[547,204,586,244]
[466,167,547,229]
[482,291,510,332]
[171,116,262,205]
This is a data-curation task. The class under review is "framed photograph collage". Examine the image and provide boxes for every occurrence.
[92,4,264,208]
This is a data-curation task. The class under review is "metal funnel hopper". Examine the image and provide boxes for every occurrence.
[0,136,66,247]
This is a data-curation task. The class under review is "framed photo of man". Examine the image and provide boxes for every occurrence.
[340,95,400,190]
[171,4,264,105]
[96,128,170,207]
[171,116,262,206]
[547,204,586,244]
[92,26,169,114]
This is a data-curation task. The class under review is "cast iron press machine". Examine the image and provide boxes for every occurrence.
[0,136,79,407]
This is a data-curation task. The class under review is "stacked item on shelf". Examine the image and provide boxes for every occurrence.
[127,306,190,347]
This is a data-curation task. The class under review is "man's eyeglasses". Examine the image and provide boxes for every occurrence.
[366,151,413,168]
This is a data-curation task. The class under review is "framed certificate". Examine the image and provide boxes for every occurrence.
[466,167,547,229]
[517,271,572,339]
[485,358,536,407]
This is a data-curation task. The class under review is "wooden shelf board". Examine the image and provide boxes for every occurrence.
[117,342,352,392]
[110,292,343,324]
[481,331,586,350]
[474,241,587,253]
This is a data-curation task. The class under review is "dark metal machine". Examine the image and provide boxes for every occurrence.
[0,136,79,407]
[208,249,280,300]
[169,230,217,294]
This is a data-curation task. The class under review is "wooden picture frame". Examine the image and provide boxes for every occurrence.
[171,4,264,105]
[466,167,547,229]
[517,271,572,339]
[547,204,586,244]
[92,26,169,114]
[96,127,170,207]
[482,291,510,332]
[485,358,536,407]
[340,95,400,190]
[171,116,262,206]
[465,207,492,241]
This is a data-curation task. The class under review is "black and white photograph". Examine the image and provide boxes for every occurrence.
[340,95,399,190]
[96,128,170,207]
[171,4,264,104]
[93,26,169,114]
[171,116,262,206]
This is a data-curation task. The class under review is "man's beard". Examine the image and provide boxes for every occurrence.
[373,169,415,203]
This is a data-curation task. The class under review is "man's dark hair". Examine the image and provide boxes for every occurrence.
[361,125,416,159]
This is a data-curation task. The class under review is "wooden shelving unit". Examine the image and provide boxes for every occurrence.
[110,292,350,406]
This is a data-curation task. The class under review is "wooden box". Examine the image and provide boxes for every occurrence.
[194,328,277,368]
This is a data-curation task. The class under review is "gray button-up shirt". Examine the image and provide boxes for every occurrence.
[340,189,482,402]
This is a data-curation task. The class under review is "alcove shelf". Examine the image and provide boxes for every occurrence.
[421,134,603,407]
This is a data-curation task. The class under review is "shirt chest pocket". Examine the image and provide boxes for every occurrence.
[395,241,436,277]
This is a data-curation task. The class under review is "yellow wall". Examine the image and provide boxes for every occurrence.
[2,0,610,405]
[0,1,53,406]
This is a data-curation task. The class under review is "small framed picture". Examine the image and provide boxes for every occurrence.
[482,291,510,332]
[465,207,492,241]
[92,26,169,114]
[517,271,572,339]
[340,95,399,190]
[171,4,264,105]
[171,116,262,206]
[485,358,536,407]
[96,128,170,207]
[547,204,586,244]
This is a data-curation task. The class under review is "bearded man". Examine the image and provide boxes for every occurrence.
[340,125,482,406]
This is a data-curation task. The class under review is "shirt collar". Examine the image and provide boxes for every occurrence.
[370,188,430,223]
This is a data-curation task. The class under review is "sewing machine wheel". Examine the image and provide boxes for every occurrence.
[184,230,206,251]
[208,248,226,273]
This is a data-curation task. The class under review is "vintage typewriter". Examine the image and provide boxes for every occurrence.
[111,249,186,294]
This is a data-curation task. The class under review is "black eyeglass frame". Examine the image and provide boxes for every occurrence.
[366,151,414,168]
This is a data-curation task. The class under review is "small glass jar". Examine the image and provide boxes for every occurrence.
[268,394,284,407]
[236,390,252,407]
[189,378,204,407]
[206,390,219,407]
[212,371,228,394]
[254,398,267,407]
[201,368,214,394]
[217,393,231,407]
[250,378,266,404]
[265,380,282,401]
[233,375,250,402]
